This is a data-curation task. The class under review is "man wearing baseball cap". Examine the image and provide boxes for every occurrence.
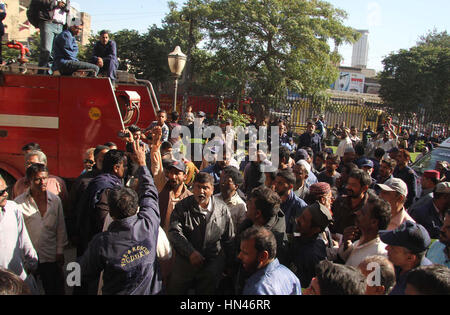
[409,182,450,239]
[378,178,416,231]
[380,221,433,295]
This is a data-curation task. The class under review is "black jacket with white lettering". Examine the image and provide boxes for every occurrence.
[169,195,235,265]
[78,166,162,295]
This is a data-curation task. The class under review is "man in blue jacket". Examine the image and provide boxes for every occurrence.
[91,30,119,82]
[409,182,450,239]
[52,17,99,76]
[79,139,162,295]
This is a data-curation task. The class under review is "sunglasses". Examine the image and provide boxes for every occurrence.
[0,187,9,195]
[84,159,95,164]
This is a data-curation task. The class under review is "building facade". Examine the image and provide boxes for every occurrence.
[2,0,90,45]
[351,30,369,69]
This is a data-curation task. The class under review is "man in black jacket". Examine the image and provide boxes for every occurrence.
[32,0,71,73]
[167,172,235,295]
[79,140,162,295]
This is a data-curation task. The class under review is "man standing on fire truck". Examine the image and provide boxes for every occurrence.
[34,0,71,74]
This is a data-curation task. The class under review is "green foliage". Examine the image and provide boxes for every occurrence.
[415,140,426,152]
[379,30,450,124]
[218,102,251,127]
[199,0,359,110]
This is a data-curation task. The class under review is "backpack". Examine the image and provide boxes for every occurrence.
[26,0,41,29]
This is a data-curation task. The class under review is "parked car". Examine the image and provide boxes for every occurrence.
[411,137,450,176]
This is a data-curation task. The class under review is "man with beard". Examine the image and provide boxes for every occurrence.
[238,226,301,295]
[167,173,235,295]
[337,193,391,267]
[331,169,371,237]
[375,158,396,187]
[426,210,450,267]
[274,169,307,236]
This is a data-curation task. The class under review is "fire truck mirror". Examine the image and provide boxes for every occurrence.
[0,130,8,138]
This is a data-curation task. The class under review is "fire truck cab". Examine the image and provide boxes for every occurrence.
[0,69,159,188]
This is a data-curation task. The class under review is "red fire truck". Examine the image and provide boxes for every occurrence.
[0,61,159,188]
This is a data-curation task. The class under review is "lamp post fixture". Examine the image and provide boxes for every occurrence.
[168,46,187,113]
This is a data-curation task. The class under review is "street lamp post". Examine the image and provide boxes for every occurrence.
[168,46,187,113]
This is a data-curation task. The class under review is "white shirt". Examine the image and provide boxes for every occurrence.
[52,5,67,25]
[0,201,38,289]
[338,237,387,267]
[15,190,68,263]
[215,192,247,232]
[336,137,354,158]
[375,139,398,158]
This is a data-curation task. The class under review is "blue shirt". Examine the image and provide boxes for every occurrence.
[426,241,450,268]
[306,170,318,188]
[243,259,302,295]
[52,29,79,71]
[281,191,307,234]
[389,257,433,295]
[408,199,443,239]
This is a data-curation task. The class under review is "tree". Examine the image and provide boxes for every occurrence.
[196,0,359,118]
[379,30,450,125]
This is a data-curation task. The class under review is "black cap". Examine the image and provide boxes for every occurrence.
[308,202,333,231]
[380,221,431,253]
[167,159,186,173]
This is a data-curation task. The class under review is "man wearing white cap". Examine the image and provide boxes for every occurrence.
[52,17,99,76]
[378,178,415,231]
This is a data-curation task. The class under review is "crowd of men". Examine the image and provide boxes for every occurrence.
[1,108,449,296]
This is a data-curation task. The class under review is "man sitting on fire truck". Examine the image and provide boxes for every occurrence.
[52,17,99,77]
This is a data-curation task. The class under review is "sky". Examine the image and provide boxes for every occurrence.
[72,0,450,72]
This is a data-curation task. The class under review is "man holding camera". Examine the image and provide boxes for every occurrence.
[79,139,162,295]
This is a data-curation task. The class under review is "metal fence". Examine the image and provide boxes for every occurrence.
[288,92,385,136]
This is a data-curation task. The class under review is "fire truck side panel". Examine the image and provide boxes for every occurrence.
[0,74,60,179]
[58,77,125,179]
